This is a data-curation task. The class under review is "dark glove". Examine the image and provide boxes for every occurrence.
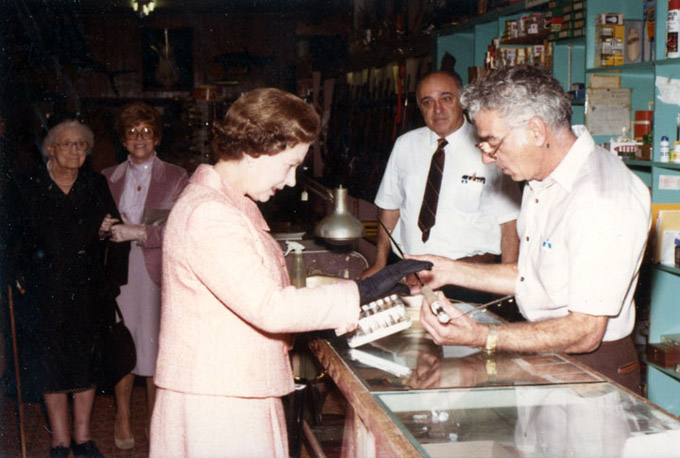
[356,259,433,304]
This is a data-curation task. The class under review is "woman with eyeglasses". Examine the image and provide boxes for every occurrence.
[101,101,188,450]
[7,119,128,457]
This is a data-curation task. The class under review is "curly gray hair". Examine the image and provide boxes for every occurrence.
[42,119,94,157]
[460,65,572,131]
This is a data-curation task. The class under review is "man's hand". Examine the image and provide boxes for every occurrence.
[419,291,487,348]
[405,254,456,292]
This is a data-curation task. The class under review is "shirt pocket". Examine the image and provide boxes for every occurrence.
[451,178,485,213]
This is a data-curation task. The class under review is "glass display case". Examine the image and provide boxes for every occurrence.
[308,297,680,457]
[375,383,680,457]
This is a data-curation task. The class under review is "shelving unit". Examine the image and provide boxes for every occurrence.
[435,0,680,416]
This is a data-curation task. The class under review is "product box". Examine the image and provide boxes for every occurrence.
[595,12,624,25]
[647,342,680,368]
[643,0,656,61]
[596,24,624,66]
[624,20,644,63]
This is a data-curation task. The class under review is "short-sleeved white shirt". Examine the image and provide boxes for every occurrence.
[515,126,651,341]
[374,120,521,260]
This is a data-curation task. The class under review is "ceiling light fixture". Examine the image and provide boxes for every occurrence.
[132,0,156,17]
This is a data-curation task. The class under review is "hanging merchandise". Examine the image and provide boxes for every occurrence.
[667,0,680,58]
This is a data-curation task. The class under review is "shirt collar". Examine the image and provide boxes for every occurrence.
[528,125,593,193]
[127,152,156,171]
[427,117,470,148]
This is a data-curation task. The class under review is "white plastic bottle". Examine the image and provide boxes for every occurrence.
[285,241,306,288]
[660,135,671,162]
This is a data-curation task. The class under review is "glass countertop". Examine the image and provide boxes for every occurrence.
[331,300,603,391]
[374,383,680,458]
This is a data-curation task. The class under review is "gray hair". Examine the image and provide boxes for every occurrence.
[460,65,572,130]
[41,119,95,157]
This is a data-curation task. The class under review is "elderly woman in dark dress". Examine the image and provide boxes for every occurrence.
[8,119,128,458]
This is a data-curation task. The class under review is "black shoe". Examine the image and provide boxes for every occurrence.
[71,440,103,458]
[49,446,70,458]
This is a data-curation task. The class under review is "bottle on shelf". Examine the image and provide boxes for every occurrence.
[660,135,671,162]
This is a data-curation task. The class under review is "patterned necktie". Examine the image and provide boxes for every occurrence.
[418,138,448,243]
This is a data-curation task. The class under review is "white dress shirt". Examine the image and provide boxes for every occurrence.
[375,119,521,260]
[515,126,651,341]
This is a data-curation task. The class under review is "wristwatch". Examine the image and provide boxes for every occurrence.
[484,325,498,353]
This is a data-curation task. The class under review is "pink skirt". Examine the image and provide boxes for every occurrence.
[150,388,288,457]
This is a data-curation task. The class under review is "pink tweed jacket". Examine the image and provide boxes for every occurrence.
[155,165,359,398]
[102,156,188,285]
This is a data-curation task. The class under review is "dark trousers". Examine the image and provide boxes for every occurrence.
[570,336,641,394]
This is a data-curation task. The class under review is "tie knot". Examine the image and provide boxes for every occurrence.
[438,138,448,148]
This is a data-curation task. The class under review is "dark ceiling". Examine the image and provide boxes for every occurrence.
[77,0,350,15]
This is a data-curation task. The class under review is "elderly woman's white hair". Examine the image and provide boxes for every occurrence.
[41,119,95,157]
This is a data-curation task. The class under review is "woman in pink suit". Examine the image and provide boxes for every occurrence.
[150,88,430,457]
[102,102,188,449]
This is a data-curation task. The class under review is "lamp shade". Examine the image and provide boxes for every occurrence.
[314,186,365,244]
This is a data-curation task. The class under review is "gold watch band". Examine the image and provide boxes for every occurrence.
[484,325,498,353]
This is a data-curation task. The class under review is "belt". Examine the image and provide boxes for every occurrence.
[458,253,500,263]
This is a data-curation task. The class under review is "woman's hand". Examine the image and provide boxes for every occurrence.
[110,215,148,244]
[99,213,119,237]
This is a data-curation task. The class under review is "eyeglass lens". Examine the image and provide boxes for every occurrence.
[126,126,154,139]
[57,140,88,150]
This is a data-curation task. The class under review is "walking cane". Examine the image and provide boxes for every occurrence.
[7,284,27,458]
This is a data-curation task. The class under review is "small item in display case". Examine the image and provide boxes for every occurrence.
[347,294,412,348]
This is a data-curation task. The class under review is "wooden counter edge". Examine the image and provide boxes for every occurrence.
[308,338,422,457]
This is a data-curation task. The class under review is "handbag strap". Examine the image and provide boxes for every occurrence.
[114,302,124,323]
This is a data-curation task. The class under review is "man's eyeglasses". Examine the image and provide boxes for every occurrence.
[475,133,509,160]
[125,126,154,140]
[56,140,88,151]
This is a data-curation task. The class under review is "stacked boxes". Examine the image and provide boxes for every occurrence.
[596,13,624,67]
[547,0,586,41]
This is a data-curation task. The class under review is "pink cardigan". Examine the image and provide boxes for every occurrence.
[155,165,359,398]
[102,156,188,285]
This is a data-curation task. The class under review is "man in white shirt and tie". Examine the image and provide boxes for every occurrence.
[363,70,521,304]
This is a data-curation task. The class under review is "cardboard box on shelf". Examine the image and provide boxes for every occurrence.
[596,23,624,67]
[588,74,621,88]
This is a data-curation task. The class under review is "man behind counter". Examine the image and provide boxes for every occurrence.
[412,65,651,393]
[362,70,521,304]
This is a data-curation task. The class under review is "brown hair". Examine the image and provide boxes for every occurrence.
[115,101,163,143]
[211,88,320,161]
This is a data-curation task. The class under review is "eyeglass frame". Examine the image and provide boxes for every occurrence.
[475,132,510,160]
[125,125,155,140]
[55,140,89,151]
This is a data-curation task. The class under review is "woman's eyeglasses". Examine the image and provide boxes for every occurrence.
[125,126,154,140]
[56,140,88,151]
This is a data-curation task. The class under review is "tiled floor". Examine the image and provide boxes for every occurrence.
[1,385,150,457]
